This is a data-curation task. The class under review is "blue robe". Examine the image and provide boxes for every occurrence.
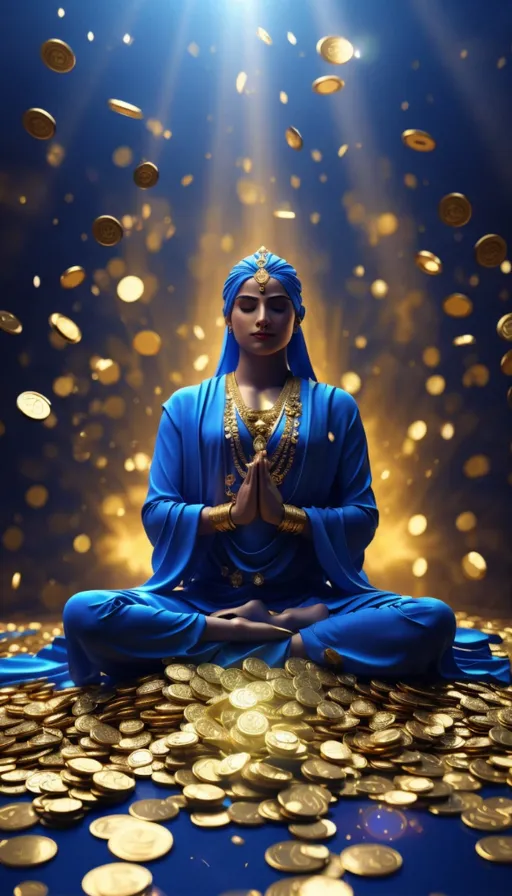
[0,375,509,688]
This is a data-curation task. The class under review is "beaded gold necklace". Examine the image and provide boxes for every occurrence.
[224,372,302,491]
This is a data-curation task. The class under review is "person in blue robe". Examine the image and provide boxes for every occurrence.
[0,248,509,689]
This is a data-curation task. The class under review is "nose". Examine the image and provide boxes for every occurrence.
[255,305,270,328]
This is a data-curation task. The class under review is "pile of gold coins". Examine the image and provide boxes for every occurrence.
[0,625,511,895]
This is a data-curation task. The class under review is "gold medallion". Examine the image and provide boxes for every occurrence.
[49,313,82,344]
[285,126,303,150]
[415,250,443,275]
[0,310,22,334]
[133,162,159,189]
[500,350,512,376]
[474,234,507,267]
[107,99,144,119]
[40,39,76,73]
[402,129,436,151]
[438,193,472,227]
[60,265,86,288]
[22,108,56,140]
[316,36,354,65]
[312,76,345,95]
[92,215,124,247]
[497,313,512,342]
[254,268,270,289]
[16,392,51,421]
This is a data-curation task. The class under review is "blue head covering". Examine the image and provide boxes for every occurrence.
[214,247,317,381]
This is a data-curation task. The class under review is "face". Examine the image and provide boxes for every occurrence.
[228,277,296,357]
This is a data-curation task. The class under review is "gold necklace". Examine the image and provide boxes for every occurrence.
[227,372,295,453]
[224,373,302,490]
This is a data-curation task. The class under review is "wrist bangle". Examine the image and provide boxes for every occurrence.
[209,502,236,532]
[277,504,307,535]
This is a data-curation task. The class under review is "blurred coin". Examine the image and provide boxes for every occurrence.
[190,811,231,827]
[133,162,159,188]
[265,841,330,872]
[92,215,123,246]
[49,313,82,344]
[89,815,137,840]
[108,819,173,861]
[312,76,345,95]
[108,99,144,119]
[228,802,265,825]
[40,39,75,73]
[81,862,152,896]
[0,835,57,867]
[500,350,512,376]
[316,36,354,65]
[285,127,303,150]
[438,193,472,227]
[13,883,48,896]
[340,844,402,876]
[129,798,179,822]
[288,819,337,840]
[60,266,86,288]
[462,807,512,831]
[497,314,512,341]
[0,803,37,831]
[402,129,436,151]
[16,392,51,421]
[415,250,442,275]
[383,790,417,806]
[298,880,353,896]
[475,836,512,863]
[0,310,22,334]
[474,234,507,267]
[22,109,56,140]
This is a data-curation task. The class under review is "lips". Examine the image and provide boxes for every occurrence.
[252,333,274,340]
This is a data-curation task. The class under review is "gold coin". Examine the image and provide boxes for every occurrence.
[278,784,330,818]
[60,265,86,289]
[438,193,472,227]
[133,162,159,188]
[462,808,512,831]
[228,802,265,825]
[190,811,231,827]
[496,311,512,342]
[243,657,270,679]
[288,819,337,840]
[40,39,76,73]
[443,772,481,791]
[500,350,512,376]
[108,819,173,861]
[312,76,345,95]
[316,36,354,65]
[67,758,103,776]
[402,129,436,151]
[13,883,48,896]
[0,835,57,868]
[44,797,82,816]
[92,770,135,794]
[16,392,51,421]
[0,311,22,334]
[482,797,512,816]
[428,793,483,816]
[183,783,225,804]
[0,803,37,831]
[22,108,56,140]
[108,99,144,119]
[475,836,512,863]
[119,720,145,735]
[265,841,330,872]
[298,879,354,896]
[127,749,153,769]
[415,250,443,275]
[340,844,403,877]
[129,798,179,822]
[285,127,303,150]
[383,790,418,807]
[89,815,137,840]
[92,215,124,247]
[474,234,507,267]
[217,753,251,777]
[237,710,269,737]
[48,313,82,344]
[81,862,152,896]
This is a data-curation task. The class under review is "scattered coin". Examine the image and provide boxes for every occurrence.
[89,815,138,840]
[316,36,354,65]
[497,314,512,342]
[40,39,76,73]
[0,311,22,334]
[402,129,436,151]
[81,862,152,896]
[0,803,38,832]
[415,250,443,275]
[13,883,49,896]
[0,835,57,868]
[340,844,403,877]
[92,215,124,247]
[475,836,512,863]
[438,193,472,227]
[474,234,507,267]
[22,108,56,140]
[265,841,330,873]
[108,99,144,119]
[462,807,512,831]
[49,313,82,344]
[60,266,86,289]
[133,161,159,188]
[312,76,345,95]
[16,392,51,421]
[108,819,173,861]
[285,127,303,150]
[129,798,179,822]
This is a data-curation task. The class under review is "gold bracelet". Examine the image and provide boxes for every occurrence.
[209,502,236,532]
[277,504,307,535]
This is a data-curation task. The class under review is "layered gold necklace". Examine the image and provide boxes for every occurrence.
[224,372,302,490]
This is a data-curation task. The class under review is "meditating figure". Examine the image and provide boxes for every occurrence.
[1,247,509,688]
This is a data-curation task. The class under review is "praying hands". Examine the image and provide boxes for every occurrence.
[230,449,284,527]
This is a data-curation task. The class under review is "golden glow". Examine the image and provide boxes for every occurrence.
[340,372,361,394]
[456,512,477,532]
[133,331,162,356]
[408,515,427,536]
[371,279,388,299]
[412,558,428,577]
[117,275,144,303]
[73,534,91,553]
[408,421,427,441]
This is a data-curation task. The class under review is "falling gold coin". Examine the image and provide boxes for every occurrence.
[285,127,303,150]
[0,835,57,868]
[40,39,76,73]
[133,162,159,188]
[312,76,345,95]
[60,265,86,288]
[475,836,512,863]
[49,313,82,344]
[316,36,354,65]
[13,883,49,896]
[92,215,124,246]
[81,862,152,896]
[402,129,436,152]
[0,310,22,334]
[22,109,56,140]
[108,99,144,119]
[256,27,272,45]
[340,844,403,877]
[16,392,51,421]
[500,350,512,376]
[438,193,472,227]
[497,313,512,341]
[415,250,443,275]
[474,234,507,267]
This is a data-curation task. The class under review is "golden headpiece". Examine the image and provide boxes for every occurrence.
[253,245,271,293]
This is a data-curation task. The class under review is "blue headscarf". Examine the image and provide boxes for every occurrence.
[214,248,317,381]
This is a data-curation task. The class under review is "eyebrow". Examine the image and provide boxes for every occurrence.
[235,293,291,300]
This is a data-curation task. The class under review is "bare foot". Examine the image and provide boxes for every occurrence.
[210,599,274,625]
[229,617,293,641]
[271,603,330,632]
